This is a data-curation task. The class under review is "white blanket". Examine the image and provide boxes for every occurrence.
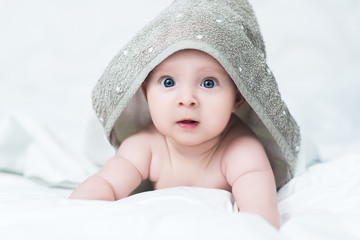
[1,0,360,239]
[1,155,360,240]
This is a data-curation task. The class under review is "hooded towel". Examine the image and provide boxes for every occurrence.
[92,0,301,188]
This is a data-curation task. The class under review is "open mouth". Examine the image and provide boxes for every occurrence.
[176,119,199,129]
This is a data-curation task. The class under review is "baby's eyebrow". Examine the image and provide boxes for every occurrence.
[199,66,227,73]
[150,65,174,75]
[146,66,171,77]
[197,66,230,78]
[150,65,229,78]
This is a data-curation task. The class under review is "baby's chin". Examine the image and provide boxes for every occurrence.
[166,132,223,149]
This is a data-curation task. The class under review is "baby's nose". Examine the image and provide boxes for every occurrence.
[177,94,199,107]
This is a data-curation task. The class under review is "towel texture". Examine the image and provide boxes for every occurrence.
[92,0,301,188]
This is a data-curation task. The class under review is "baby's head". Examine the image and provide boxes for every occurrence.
[141,49,244,145]
[92,0,301,188]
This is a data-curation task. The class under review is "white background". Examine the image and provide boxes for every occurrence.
[1,0,359,162]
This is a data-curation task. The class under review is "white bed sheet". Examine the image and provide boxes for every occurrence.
[1,0,360,239]
[1,155,360,240]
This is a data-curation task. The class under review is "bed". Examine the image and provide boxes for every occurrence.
[1,0,359,239]
[1,154,360,239]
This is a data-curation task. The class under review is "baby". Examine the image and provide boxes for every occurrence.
[70,49,279,227]
[70,0,301,230]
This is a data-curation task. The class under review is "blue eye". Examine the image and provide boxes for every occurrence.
[160,77,175,88]
[201,79,217,88]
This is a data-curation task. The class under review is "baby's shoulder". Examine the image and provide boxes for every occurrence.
[115,123,161,177]
[221,115,267,158]
[119,122,163,150]
[220,115,270,181]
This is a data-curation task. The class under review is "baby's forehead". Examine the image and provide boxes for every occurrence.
[151,49,229,75]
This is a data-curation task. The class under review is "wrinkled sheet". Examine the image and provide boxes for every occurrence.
[1,155,360,240]
[1,0,360,239]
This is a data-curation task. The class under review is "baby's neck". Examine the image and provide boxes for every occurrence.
[164,134,223,166]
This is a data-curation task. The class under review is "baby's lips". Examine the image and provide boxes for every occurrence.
[177,119,199,124]
[176,119,199,129]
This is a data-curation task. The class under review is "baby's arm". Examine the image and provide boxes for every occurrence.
[222,135,280,229]
[69,132,151,201]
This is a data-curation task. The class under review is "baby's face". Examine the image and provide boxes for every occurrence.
[143,49,239,146]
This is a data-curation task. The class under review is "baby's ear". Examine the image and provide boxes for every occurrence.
[232,90,245,112]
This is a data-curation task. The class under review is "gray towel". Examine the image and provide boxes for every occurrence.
[91,0,301,188]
